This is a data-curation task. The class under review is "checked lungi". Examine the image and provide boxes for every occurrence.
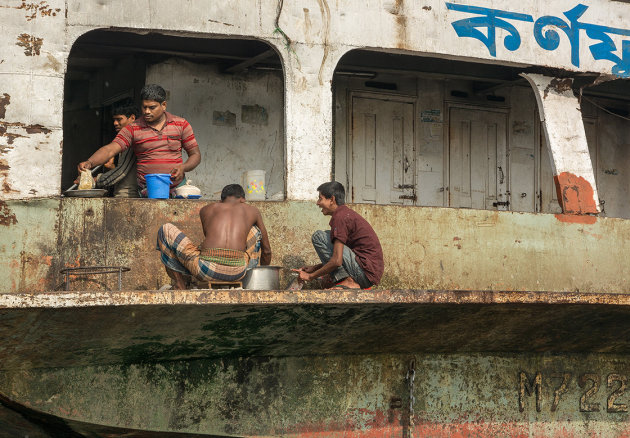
[157,223,261,282]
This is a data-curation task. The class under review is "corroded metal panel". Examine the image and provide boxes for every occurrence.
[1,291,630,435]
[2,199,630,293]
[1,289,630,368]
[0,199,60,292]
[3,353,630,436]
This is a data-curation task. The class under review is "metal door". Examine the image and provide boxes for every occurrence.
[449,107,509,210]
[351,96,415,205]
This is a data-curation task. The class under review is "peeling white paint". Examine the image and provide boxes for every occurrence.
[522,73,600,212]
[2,0,630,199]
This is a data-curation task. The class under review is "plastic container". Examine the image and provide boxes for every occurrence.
[173,180,202,199]
[243,170,266,201]
[145,173,171,199]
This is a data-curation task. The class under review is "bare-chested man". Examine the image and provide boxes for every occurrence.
[157,184,272,289]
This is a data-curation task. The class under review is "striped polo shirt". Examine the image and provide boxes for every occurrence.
[113,112,198,187]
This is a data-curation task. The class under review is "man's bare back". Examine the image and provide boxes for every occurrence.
[199,197,272,265]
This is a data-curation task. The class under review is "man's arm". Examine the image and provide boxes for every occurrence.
[77,142,123,172]
[171,146,201,185]
[297,239,344,282]
[254,209,272,265]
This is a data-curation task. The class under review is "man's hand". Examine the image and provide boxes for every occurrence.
[293,265,318,282]
[77,160,93,173]
[171,163,184,186]
[293,268,312,282]
[104,157,115,170]
[301,265,318,274]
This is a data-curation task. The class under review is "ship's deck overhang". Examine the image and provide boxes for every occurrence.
[1,289,628,371]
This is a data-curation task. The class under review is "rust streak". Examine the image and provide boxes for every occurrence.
[2,180,18,194]
[316,0,330,86]
[16,33,43,56]
[0,93,9,119]
[0,201,18,226]
[395,15,407,49]
[388,0,408,49]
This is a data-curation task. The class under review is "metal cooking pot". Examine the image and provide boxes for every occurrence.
[242,266,281,290]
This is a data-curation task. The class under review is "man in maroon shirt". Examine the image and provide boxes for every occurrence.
[77,84,201,196]
[296,181,384,289]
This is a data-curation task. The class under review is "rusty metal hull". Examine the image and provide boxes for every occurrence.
[2,199,630,294]
[1,290,630,436]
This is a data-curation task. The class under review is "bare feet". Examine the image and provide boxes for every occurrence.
[328,277,361,289]
[166,267,188,290]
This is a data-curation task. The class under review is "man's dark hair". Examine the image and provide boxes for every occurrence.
[112,102,138,118]
[140,84,167,103]
[317,181,345,205]
[221,184,246,201]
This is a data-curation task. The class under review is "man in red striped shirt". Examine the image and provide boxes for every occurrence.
[78,84,201,196]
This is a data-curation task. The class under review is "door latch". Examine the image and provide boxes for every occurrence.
[397,184,415,189]
[399,194,417,201]
[492,201,510,207]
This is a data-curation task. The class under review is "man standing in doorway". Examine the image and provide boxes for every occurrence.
[94,102,139,198]
[157,184,272,289]
[78,84,201,196]
[296,181,384,289]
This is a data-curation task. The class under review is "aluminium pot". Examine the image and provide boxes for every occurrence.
[241,266,281,290]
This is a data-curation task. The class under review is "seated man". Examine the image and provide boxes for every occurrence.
[296,181,384,289]
[157,184,272,289]
[95,102,139,198]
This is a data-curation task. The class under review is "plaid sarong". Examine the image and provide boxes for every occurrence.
[200,248,248,266]
[157,223,261,282]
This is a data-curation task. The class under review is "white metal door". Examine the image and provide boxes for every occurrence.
[449,107,508,210]
[351,97,415,205]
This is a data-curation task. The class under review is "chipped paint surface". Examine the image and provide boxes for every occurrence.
[2,2,630,199]
[15,33,43,55]
[523,73,601,215]
[2,199,630,294]
[554,172,598,215]
[1,2,630,434]
[0,93,9,119]
[0,201,17,226]
[2,290,630,435]
[5,1,62,21]
[4,354,630,437]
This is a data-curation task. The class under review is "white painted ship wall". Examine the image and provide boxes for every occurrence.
[1,0,630,200]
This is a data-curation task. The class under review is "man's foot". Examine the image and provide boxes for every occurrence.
[319,274,335,289]
[166,267,189,290]
[328,277,361,290]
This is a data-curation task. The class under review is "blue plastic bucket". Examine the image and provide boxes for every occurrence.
[145,173,171,199]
